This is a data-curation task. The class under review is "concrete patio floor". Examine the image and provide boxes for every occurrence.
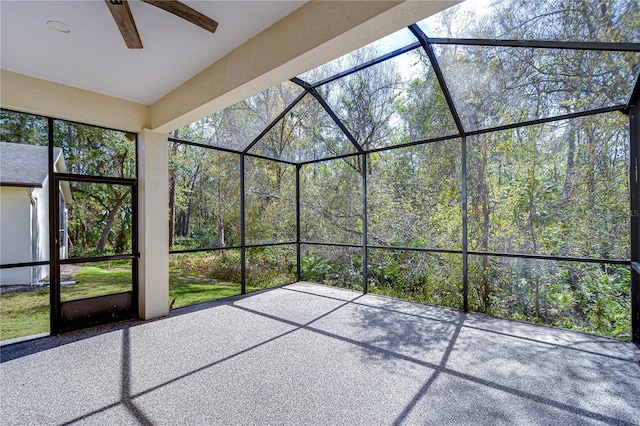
[1,282,639,425]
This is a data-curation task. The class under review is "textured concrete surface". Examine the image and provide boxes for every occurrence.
[2,282,639,425]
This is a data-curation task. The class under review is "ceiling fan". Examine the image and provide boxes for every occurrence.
[105,0,218,49]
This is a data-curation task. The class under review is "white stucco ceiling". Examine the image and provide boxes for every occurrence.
[0,0,307,105]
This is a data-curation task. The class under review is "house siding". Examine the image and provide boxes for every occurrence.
[0,186,50,285]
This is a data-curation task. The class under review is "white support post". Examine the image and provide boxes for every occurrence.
[138,129,169,320]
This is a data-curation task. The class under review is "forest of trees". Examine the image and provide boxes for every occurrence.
[168,0,639,338]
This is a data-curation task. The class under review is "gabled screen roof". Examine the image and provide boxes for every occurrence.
[175,0,640,164]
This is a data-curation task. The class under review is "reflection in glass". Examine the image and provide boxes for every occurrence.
[246,245,296,290]
[175,82,303,152]
[417,0,640,43]
[467,113,629,260]
[300,244,363,291]
[368,142,461,250]
[60,260,132,302]
[300,159,362,245]
[247,93,358,162]
[245,158,296,245]
[168,144,240,250]
[468,255,630,338]
[168,251,241,308]
[317,49,458,150]
[368,249,463,310]
[54,121,136,178]
[433,44,639,132]
[64,182,133,258]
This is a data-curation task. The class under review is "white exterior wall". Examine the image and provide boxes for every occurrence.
[0,187,33,285]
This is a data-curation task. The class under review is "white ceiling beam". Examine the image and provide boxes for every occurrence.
[0,70,150,132]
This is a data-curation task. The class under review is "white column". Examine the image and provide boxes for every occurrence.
[138,129,169,319]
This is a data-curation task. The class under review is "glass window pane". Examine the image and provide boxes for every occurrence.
[245,158,296,245]
[468,113,629,260]
[53,121,136,178]
[247,93,358,162]
[434,44,639,132]
[60,260,132,302]
[1,111,51,270]
[175,82,303,152]
[317,49,458,150]
[417,0,640,43]
[368,249,463,310]
[169,144,240,250]
[300,159,362,245]
[64,181,133,258]
[300,244,363,292]
[368,142,461,250]
[297,27,418,84]
[169,250,241,308]
[468,255,631,338]
[246,245,296,290]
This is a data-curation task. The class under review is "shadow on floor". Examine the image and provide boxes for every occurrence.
[2,282,639,425]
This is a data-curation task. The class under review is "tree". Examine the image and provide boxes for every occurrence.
[53,121,135,256]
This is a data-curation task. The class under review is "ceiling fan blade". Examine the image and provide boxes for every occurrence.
[142,1,218,34]
[105,0,143,49]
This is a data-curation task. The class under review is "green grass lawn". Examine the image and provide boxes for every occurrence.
[170,270,243,309]
[60,264,132,302]
[0,288,50,342]
[1,264,251,341]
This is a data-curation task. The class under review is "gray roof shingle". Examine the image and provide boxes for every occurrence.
[0,142,61,187]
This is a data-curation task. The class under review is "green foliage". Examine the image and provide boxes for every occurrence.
[368,251,463,309]
[0,110,48,145]
[467,258,631,339]
[300,256,332,281]
[168,144,241,250]
[300,246,363,291]
[245,159,296,245]
[246,246,296,289]
[169,251,241,283]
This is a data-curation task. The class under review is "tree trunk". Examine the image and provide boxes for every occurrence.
[216,178,226,247]
[217,209,225,247]
[96,195,126,254]
[478,139,491,312]
[186,163,201,237]
[563,126,576,202]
